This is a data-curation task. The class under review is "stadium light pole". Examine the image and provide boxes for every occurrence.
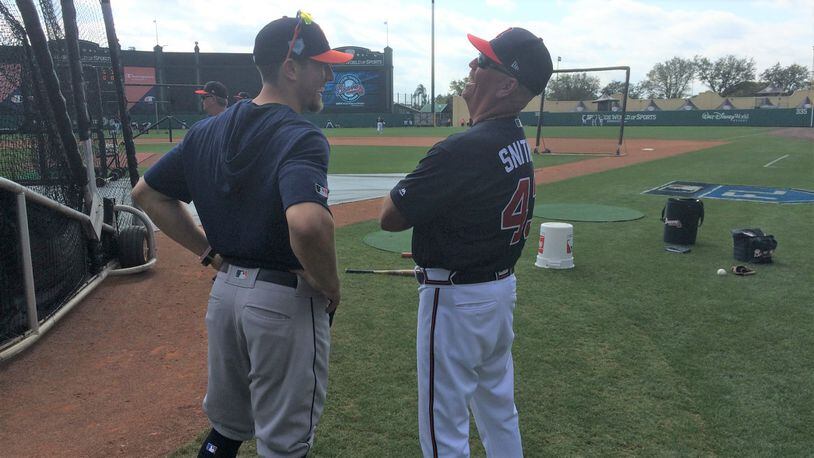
[384,20,389,48]
[556,56,561,80]
[153,19,158,46]
[431,0,436,127]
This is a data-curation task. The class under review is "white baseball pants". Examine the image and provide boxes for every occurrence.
[416,270,523,457]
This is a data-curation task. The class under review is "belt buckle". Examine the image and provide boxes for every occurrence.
[414,266,425,284]
[416,267,453,285]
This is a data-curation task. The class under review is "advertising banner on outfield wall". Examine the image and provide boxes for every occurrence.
[522,108,811,127]
[123,67,156,108]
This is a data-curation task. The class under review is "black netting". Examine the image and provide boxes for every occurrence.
[1,0,135,349]
[0,193,88,342]
[27,199,88,319]
[0,190,26,343]
[0,2,84,210]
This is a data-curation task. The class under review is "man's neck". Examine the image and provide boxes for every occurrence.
[254,84,301,113]
[472,110,519,124]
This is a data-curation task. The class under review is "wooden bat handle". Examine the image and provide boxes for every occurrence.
[400,252,413,258]
[345,268,415,277]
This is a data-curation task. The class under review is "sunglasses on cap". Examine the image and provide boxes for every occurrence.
[477,53,515,78]
[285,10,313,61]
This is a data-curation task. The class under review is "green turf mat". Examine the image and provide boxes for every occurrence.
[363,229,412,253]
[533,203,644,222]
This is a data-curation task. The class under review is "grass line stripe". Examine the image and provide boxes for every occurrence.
[763,154,790,168]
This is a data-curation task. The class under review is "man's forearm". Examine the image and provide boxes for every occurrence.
[287,203,340,298]
[132,178,209,258]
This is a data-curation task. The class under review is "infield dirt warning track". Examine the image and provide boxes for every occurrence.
[0,135,723,457]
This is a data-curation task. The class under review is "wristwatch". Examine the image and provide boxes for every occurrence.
[199,247,217,266]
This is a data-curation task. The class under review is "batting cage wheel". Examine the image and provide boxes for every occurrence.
[117,225,149,268]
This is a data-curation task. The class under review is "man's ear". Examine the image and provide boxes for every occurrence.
[495,77,519,98]
[281,59,299,81]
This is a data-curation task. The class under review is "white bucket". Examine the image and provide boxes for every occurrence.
[534,222,574,269]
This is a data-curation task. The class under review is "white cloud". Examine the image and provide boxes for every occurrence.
[107,0,813,96]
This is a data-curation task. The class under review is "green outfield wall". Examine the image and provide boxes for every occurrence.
[521,108,813,128]
[6,108,807,134]
[307,108,813,129]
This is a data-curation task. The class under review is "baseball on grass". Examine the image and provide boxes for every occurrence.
[717,268,727,276]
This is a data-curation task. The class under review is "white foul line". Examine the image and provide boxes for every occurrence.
[763,154,789,168]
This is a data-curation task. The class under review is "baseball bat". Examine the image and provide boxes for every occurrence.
[400,252,413,258]
[345,268,415,277]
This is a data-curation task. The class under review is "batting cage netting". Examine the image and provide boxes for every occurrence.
[0,0,149,355]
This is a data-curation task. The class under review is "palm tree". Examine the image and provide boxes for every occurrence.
[413,84,427,109]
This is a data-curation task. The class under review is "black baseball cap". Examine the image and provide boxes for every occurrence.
[253,15,353,65]
[194,81,228,99]
[467,27,553,94]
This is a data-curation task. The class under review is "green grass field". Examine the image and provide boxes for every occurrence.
[134,130,591,175]
[166,127,813,456]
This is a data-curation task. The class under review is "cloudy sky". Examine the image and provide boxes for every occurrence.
[110,0,813,97]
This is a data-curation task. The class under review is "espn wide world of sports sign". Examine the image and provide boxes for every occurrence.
[524,108,811,127]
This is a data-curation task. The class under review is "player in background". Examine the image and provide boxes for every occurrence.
[195,81,229,116]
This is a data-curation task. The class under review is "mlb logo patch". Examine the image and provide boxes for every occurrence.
[234,269,248,280]
[315,183,329,198]
[206,443,218,453]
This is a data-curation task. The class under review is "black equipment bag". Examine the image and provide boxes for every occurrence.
[731,228,777,263]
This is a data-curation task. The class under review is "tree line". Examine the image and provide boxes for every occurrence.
[413,56,811,105]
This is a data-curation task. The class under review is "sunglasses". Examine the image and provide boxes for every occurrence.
[477,53,515,78]
[285,10,314,61]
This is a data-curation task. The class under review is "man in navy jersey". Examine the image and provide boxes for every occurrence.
[380,28,553,457]
[132,12,351,458]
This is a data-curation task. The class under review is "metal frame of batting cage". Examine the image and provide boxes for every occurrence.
[534,65,630,157]
[0,177,157,362]
[0,0,157,361]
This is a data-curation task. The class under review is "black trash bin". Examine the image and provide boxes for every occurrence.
[661,198,704,245]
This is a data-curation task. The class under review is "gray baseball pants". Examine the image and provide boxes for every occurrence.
[202,264,331,457]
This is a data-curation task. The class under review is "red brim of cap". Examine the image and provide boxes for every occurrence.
[467,33,502,65]
[310,49,354,64]
[193,89,209,95]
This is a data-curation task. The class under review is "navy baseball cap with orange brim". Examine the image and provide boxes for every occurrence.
[467,28,553,94]
[253,15,353,65]
[194,81,228,98]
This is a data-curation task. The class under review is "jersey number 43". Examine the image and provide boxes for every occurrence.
[501,177,534,245]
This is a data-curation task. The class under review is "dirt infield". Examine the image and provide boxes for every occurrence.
[135,152,161,168]
[768,127,814,141]
[0,136,722,457]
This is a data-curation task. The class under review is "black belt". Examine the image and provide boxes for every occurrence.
[415,267,514,285]
[220,262,298,288]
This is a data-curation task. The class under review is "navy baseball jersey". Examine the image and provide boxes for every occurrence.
[390,117,535,273]
[144,100,331,271]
